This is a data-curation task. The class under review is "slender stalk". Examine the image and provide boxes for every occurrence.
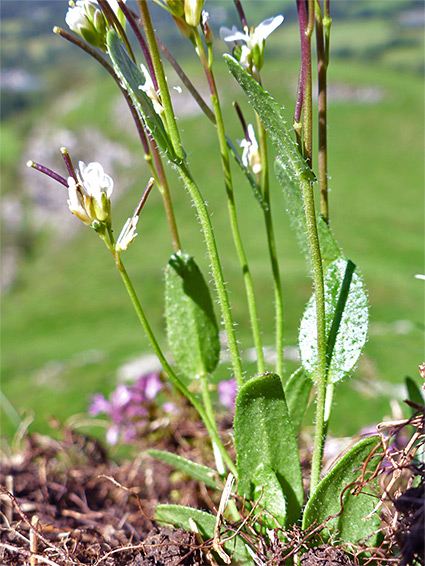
[193,29,265,375]
[116,254,237,476]
[256,118,284,376]
[301,178,327,495]
[296,0,313,166]
[315,0,329,223]
[137,1,244,386]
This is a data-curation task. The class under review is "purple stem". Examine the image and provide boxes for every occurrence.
[233,0,248,30]
[28,161,68,187]
[233,101,250,140]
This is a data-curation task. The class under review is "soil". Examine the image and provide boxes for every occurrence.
[1,405,424,565]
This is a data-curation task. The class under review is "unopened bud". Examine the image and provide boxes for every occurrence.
[184,0,204,27]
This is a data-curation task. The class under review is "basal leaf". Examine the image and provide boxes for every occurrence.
[253,464,287,529]
[165,251,220,378]
[155,504,251,563]
[234,373,303,526]
[405,376,425,407]
[299,258,368,384]
[284,367,312,434]
[302,436,381,544]
[148,449,220,489]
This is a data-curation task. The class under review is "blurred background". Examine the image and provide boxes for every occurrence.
[1,0,424,442]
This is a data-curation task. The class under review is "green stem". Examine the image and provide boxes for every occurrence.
[177,162,244,387]
[301,179,327,496]
[256,117,284,376]
[193,29,265,375]
[115,253,237,475]
[315,0,329,223]
[137,3,243,385]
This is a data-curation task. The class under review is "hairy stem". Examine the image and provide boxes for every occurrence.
[193,29,265,375]
[116,254,237,475]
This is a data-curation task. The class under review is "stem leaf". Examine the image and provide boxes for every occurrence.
[106,30,178,162]
[234,373,303,526]
[148,449,220,489]
[302,436,382,544]
[224,55,340,266]
[165,251,220,378]
[155,504,251,563]
[299,258,368,384]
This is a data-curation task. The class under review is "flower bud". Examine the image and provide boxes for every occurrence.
[65,0,108,50]
[184,0,204,27]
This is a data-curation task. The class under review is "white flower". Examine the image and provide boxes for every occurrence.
[239,124,262,175]
[184,0,204,27]
[116,215,140,251]
[67,161,113,226]
[220,15,284,72]
[65,0,107,49]
[138,64,164,115]
[414,274,425,280]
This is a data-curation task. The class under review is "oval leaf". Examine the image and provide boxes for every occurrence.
[234,373,303,526]
[165,251,220,378]
[284,367,313,434]
[155,504,251,563]
[299,258,368,384]
[302,436,381,544]
[148,449,220,489]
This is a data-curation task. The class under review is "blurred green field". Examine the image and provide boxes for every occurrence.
[1,4,424,443]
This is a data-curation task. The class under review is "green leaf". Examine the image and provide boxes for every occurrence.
[275,158,341,265]
[302,436,382,544]
[405,376,425,407]
[299,258,368,384]
[148,449,220,489]
[165,251,220,378]
[224,55,314,185]
[106,31,178,162]
[284,367,312,434]
[155,504,252,563]
[252,464,287,529]
[224,55,340,266]
[234,373,303,526]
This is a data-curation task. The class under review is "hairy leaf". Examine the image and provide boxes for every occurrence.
[234,373,303,526]
[155,504,251,563]
[224,55,340,266]
[165,251,220,378]
[148,449,220,489]
[107,31,178,162]
[299,258,368,384]
[283,367,312,434]
[302,436,381,544]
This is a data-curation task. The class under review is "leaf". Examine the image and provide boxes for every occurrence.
[284,367,312,434]
[165,251,220,378]
[107,31,178,162]
[224,55,341,266]
[225,55,314,185]
[299,258,369,384]
[405,376,425,407]
[275,158,341,265]
[155,504,251,563]
[252,464,287,529]
[234,373,303,526]
[302,436,382,544]
[148,449,220,489]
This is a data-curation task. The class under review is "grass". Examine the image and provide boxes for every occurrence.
[1,15,424,441]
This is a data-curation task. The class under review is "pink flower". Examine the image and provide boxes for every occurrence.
[218,378,237,412]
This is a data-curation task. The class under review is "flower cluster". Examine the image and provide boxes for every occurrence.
[89,372,176,445]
